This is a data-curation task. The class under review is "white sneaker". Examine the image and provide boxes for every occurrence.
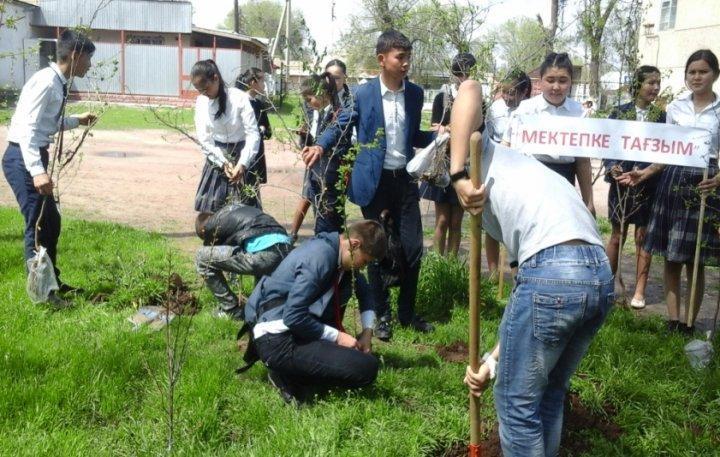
[630,298,646,309]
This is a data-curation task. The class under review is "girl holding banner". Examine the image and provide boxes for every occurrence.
[603,66,666,310]
[619,50,720,334]
[502,52,596,217]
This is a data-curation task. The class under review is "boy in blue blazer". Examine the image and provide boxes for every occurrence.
[349,30,439,340]
[244,220,387,403]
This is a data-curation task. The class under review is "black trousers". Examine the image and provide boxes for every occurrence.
[2,143,62,278]
[361,169,423,324]
[255,332,379,390]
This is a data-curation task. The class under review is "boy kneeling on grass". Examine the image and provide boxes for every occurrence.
[451,80,614,457]
[2,29,96,307]
[243,221,386,404]
[195,203,293,320]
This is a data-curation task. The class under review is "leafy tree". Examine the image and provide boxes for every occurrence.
[491,17,548,74]
[577,0,620,100]
[220,0,312,59]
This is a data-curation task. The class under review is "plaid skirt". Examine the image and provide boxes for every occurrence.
[194,141,262,212]
[644,163,720,265]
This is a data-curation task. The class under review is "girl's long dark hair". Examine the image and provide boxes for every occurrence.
[301,72,339,109]
[192,59,228,120]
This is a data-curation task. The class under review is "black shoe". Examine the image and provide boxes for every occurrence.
[267,370,299,405]
[375,318,393,342]
[402,316,435,333]
[680,324,696,336]
[58,282,84,295]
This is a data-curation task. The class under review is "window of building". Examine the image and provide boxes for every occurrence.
[659,0,677,31]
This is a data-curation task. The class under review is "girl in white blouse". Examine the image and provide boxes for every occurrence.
[619,50,720,334]
[502,52,596,217]
[485,70,532,143]
[192,60,261,212]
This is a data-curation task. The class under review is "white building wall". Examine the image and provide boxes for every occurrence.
[0,2,37,89]
[638,0,720,96]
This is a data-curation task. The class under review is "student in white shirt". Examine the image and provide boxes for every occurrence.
[483,69,532,274]
[619,49,720,334]
[503,52,596,217]
[192,60,260,212]
[485,69,532,143]
[2,29,97,306]
[450,79,612,457]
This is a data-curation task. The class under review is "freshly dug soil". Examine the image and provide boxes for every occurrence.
[436,341,469,363]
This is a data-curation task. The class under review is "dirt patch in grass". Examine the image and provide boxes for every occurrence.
[431,392,622,457]
[436,341,469,363]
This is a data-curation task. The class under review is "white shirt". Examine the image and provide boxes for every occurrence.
[481,136,603,265]
[379,76,407,169]
[194,87,260,169]
[503,93,585,163]
[485,98,517,143]
[252,249,376,341]
[7,62,81,177]
[310,104,332,139]
[666,92,720,158]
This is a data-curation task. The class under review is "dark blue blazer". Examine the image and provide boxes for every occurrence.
[244,232,374,340]
[349,77,435,207]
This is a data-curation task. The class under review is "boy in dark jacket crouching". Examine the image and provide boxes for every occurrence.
[243,220,387,403]
[196,203,293,320]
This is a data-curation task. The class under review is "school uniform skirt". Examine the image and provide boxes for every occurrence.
[419,181,460,206]
[194,141,262,212]
[644,162,720,265]
[607,178,657,226]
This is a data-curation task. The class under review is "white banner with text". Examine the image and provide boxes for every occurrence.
[512,115,713,168]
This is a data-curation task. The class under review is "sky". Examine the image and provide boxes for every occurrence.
[188,0,568,55]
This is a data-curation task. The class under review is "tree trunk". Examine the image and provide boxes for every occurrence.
[233,0,240,34]
[376,0,394,31]
[589,45,601,99]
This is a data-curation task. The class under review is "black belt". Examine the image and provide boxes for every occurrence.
[382,168,409,178]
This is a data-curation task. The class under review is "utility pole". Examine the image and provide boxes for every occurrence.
[285,0,291,95]
[233,0,240,33]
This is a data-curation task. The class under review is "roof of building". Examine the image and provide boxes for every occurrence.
[12,0,39,7]
[191,26,268,50]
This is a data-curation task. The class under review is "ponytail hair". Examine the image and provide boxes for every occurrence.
[191,59,228,120]
[236,67,263,91]
[300,72,339,109]
[539,52,574,80]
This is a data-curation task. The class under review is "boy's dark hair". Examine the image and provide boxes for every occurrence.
[539,52,574,80]
[451,53,476,77]
[195,212,214,239]
[505,68,532,99]
[236,67,263,91]
[325,59,347,75]
[300,72,339,108]
[57,29,96,61]
[348,220,387,260]
[685,49,720,77]
[631,65,661,98]
[375,30,412,55]
[191,59,228,120]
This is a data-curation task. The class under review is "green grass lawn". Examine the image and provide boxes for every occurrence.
[0,206,719,456]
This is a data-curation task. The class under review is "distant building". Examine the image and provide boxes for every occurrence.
[0,0,270,104]
[638,0,720,95]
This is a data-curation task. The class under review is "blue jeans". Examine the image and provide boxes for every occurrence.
[494,244,614,457]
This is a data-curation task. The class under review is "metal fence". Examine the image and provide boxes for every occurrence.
[21,40,263,99]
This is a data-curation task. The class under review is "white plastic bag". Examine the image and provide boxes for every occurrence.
[26,246,59,303]
[407,132,450,181]
[685,338,714,370]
